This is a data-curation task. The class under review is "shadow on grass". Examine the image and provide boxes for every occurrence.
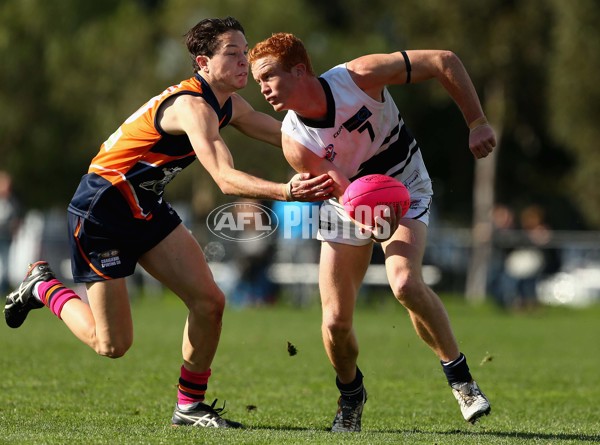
[429,429,600,443]
[249,425,600,442]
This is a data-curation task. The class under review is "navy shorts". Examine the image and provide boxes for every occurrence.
[67,200,182,283]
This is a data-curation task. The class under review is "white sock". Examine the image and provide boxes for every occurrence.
[178,402,199,411]
[33,282,44,302]
[442,353,465,367]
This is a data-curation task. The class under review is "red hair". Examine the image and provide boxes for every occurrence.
[249,32,314,75]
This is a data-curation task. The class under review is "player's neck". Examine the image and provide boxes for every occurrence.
[196,71,237,107]
[295,77,327,121]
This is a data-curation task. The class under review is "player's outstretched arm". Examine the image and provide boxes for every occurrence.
[229,93,282,147]
[178,95,333,201]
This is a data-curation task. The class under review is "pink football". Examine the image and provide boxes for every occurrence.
[342,174,410,227]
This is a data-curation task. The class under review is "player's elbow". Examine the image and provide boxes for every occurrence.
[435,50,462,75]
[216,180,236,196]
[209,169,235,196]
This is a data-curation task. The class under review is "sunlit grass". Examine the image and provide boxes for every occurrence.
[1,293,599,444]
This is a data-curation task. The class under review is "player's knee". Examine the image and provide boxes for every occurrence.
[188,287,226,321]
[95,338,132,359]
[322,315,353,338]
[390,273,426,307]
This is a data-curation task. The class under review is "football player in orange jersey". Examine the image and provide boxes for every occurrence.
[4,17,333,428]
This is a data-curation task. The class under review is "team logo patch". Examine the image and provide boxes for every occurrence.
[325,144,337,161]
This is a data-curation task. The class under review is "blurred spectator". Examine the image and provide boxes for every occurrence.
[488,204,516,308]
[0,171,22,293]
[501,205,561,310]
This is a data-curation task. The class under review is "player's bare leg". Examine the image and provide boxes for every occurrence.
[2,260,133,357]
[319,241,371,382]
[319,241,372,431]
[382,219,459,361]
[46,223,221,363]
[140,224,240,428]
[382,219,490,423]
[60,279,133,358]
[140,224,224,372]
[62,221,223,363]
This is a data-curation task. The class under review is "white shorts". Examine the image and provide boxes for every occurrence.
[317,173,433,247]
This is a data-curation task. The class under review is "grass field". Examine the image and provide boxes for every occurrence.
[1,292,599,444]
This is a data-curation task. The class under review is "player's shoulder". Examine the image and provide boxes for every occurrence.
[282,108,298,126]
[164,93,220,128]
[230,92,250,107]
[170,93,206,110]
[228,92,254,120]
[320,62,366,97]
[321,63,348,79]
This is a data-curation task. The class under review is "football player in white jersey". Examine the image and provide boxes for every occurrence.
[249,33,496,431]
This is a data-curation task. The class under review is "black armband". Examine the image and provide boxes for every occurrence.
[400,50,411,84]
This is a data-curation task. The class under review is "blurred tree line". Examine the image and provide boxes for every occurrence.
[1,0,599,229]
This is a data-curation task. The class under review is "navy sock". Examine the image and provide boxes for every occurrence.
[336,367,364,401]
[441,353,473,385]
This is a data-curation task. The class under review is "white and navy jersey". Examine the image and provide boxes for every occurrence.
[281,63,431,196]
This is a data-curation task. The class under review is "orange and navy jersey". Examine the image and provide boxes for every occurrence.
[69,74,232,221]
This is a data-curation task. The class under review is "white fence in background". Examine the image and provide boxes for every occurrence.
[5,210,600,308]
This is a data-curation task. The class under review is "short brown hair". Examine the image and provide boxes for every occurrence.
[185,17,245,71]
[248,32,314,76]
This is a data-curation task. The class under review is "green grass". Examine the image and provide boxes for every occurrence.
[1,292,599,444]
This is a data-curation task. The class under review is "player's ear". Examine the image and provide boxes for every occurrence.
[196,55,210,72]
[292,63,306,77]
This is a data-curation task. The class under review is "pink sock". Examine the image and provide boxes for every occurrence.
[38,279,80,319]
[177,366,211,406]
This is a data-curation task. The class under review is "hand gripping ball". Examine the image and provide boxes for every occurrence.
[342,174,411,227]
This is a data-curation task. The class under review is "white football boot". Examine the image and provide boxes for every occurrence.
[451,380,491,423]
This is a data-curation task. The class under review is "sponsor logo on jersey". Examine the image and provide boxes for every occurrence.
[140,167,183,195]
[342,106,373,132]
[98,250,122,268]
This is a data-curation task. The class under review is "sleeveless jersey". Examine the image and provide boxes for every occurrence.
[281,64,430,192]
[69,74,232,221]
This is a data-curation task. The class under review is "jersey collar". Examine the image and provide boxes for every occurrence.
[296,77,336,128]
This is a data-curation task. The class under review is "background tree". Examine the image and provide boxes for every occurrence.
[0,0,160,208]
[548,0,600,228]
[1,0,599,233]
